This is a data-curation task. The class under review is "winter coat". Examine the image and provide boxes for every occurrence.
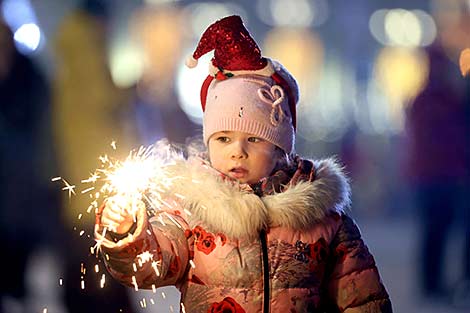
[95,157,392,313]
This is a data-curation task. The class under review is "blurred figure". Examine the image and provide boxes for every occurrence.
[129,4,198,145]
[0,20,60,313]
[51,0,136,312]
[405,41,470,303]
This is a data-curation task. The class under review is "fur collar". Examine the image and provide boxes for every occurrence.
[165,158,351,238]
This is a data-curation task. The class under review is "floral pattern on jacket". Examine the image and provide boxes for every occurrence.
[95,157,392,312]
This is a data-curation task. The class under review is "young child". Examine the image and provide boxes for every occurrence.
[95,15,392,313]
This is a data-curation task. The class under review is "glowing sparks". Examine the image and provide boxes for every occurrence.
[59,278,63,285]
[111,140,117,150]
[43,308,48,313]
[81,280,85,290]
[152,284,157,293]
[152,260,161,276]
[51,176,61,182]
[95,264,99,273]
[189,260,196,269]
[137,251,154,264]
[181,303,187,313]
[132,276,138,291]
[100,274,106,288]
[81,186,95,194]
[61,179,76,197]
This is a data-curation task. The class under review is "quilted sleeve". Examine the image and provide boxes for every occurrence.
[325,214,392,313]
[94,200,193,290]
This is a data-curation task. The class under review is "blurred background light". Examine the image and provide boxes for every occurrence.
[1,0,43,54]
[144,0,180,5]
[13,23,41,53]
[369,8,436,47]
[385,9,421,47]
[128,5,186,102]
[256,0,328,27]
[372,47,429,131]
[412,10,437,46]
[184,2,246,38]
[176,52,213,124]
[109,39,144,88]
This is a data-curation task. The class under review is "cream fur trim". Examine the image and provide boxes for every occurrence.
[164,157,350,238]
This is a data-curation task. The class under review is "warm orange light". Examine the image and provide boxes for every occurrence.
[459,48,470,77]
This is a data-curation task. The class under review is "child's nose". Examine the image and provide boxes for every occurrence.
[231,142,248,159]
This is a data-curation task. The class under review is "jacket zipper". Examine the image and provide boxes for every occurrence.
[260,229,270,313]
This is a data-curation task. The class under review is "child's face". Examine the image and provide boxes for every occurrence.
[208,131,278,184]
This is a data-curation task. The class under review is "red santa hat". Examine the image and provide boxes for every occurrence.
[186,15,300,153]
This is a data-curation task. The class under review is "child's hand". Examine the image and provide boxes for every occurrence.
[100,197,136,234]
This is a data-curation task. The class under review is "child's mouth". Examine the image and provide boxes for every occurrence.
[229,167,248,179]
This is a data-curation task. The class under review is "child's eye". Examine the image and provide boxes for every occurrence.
[216,136,230,143]
[248,137,263,143]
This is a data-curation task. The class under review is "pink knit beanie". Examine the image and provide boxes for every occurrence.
[186,15,299,153]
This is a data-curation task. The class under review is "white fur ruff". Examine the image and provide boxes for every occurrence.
[164,158,351,238]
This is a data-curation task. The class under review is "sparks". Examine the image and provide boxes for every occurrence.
[189,260,196,269]
[61,178,76,197]
[59,278,63,285]
[81,186,95,194]
[51,176,61,181]
[100,274,106,288]
[132,276,138,291]
[137,251,154,264]
[111,140,117,150]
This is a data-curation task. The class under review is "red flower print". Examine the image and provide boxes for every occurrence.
[335,243,349,263]
[193,226,217,255]
[309,238,328,263]
[208,297,246,313]
[184,229,193,239]
[217,233,227,246]
[197,232,216,254]
[167,256,181,278]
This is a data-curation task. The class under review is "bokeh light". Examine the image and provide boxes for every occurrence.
[109,39,144,88]
[256,0,328,27]
[13,23,41,52]
[184,2,246,39]
[372,47,429,131]
[1,0,43,54]
[369,8,436,47]
[176,52,213,124]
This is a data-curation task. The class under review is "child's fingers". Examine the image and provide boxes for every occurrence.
[100,216,119,232]
[103,207,127,222]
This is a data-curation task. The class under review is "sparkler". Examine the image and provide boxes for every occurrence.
[53,140,189,306]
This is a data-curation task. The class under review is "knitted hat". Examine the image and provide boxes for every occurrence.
[186,15,299,153]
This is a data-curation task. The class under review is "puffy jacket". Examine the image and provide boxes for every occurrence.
[95,157,392,312]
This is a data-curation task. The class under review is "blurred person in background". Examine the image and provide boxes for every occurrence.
[0,19,61,313]
[128,4,198,146]
[405,40,470,305]
[51,0,137,312]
